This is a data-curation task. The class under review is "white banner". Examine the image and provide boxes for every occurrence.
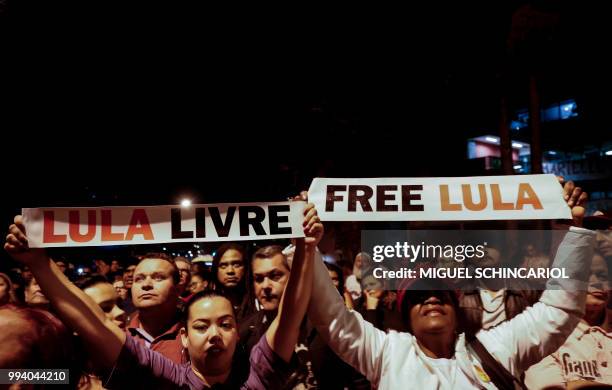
[22,201,306,248]
[308,174,571,221]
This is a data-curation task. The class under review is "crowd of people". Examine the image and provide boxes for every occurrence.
[1,181,611,389]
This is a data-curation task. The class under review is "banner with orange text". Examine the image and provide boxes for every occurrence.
[308,174,571,221]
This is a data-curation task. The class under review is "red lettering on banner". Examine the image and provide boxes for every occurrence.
[101,210,125,241]
[69,210,96,242]
[125,209,154,241]
[125,209,154,240]
[43,211,67,243]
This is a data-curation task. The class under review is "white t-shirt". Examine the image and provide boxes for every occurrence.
[422,355,474,389]
[525,318,612,388]
[479,288,506,329]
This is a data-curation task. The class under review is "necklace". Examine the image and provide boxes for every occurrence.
[480,290,505,314]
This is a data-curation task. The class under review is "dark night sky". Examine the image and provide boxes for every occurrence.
[1,1,610,218]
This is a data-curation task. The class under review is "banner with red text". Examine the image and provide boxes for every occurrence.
[22,201,306,248]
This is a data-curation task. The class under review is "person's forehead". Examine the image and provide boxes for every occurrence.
[220,249,243,262]
[176,261,190,270]
[189,296,234,321]
[253,254,288,273]
[136,259,173,274]
[191,275,204,282]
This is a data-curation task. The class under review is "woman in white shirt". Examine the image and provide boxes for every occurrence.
[308,182,594,389]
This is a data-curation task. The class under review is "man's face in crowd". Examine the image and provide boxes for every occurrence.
[110,260,120,273]
[477,246,502,268]
[596,230,612,259]
[84,282,127,329]
[176,261,191,287]
[189,275,208,295]
[21,267,32,282]
[328,270,340,289]
[354,253,370,279]
[354,254,363,270]
[252,254,290,312]
[25,278,49,306]
[409,291,457,340]
[132,259,178,310]
[123,265,136,290]
[55,261,67,274]
[181,296,238,376]
[217,249,245,288]
[113,280,129,301]
[95,259,110,275]
[586,253,610,312]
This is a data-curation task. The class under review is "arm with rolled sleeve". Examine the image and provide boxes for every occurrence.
[307,251,389,385]
[477,227,596,375]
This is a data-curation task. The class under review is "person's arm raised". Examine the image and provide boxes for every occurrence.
[477,181,595,375]
[5,215,125,369]
[265,203,321,362]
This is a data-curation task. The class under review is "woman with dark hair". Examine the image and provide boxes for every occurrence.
[307,181,595,389]
[212,243,256,323]
[353,267,405,333]
[4,203,323,389]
